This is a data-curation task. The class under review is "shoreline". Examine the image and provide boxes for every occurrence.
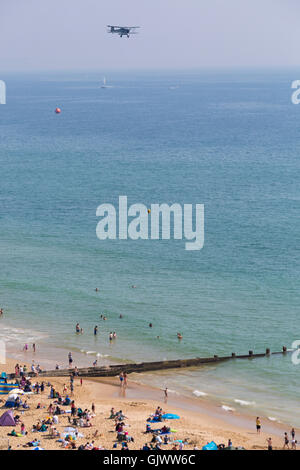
[2,342,297,432]
[1,352,298,450]
[1,317,298,431]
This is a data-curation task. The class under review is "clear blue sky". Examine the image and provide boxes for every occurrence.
[1,0,299,71]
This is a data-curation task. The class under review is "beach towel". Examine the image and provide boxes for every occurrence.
[61,432,84,439]
[162,413,180,420]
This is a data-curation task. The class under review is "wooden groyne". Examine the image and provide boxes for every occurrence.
[7,346,290,380]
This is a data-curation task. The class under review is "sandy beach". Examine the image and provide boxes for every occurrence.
[0,357,296,451]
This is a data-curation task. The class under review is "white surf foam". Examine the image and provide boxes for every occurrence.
[222,405,235,412]
[193,390,207,397]
[234,399,255,406]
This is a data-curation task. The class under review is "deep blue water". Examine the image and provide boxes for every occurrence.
[0,69,299,425]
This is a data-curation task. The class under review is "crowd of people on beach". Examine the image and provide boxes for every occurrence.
[0,306,296,451]
[0,361,299,451]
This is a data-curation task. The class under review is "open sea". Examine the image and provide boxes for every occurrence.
[0,69,299,426]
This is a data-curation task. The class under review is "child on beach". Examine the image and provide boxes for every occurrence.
[256,417,261,433]
[119,372,124,387]
[283,432,290,449]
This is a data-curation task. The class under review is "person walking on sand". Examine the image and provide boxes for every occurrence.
[32,343,36,353]
[283,432,290,449]
[31,361,36,375]
[123,372,127,386]
[256,417,261,434]
[267,437,273,451]
[164,387,168,399]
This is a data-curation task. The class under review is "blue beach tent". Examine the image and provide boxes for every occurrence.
[202,441,218,451]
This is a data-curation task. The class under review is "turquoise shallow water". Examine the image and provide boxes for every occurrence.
[0,69,299,425]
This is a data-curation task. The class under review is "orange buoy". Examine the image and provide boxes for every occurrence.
[55,107,61,114]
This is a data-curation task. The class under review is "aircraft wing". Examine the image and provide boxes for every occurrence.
[107,25,140,29]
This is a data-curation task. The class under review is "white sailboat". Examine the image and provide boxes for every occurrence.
[101,77,112,89]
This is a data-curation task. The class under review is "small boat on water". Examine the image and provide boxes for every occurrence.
[101,77,112,89]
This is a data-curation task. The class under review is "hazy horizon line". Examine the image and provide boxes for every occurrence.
[2,65,300,76]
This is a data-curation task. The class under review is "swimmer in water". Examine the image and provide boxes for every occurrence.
[94,326,98,336]
[76,323,80,333]
[149,323,153,328]
[109,332,113,341]
[177,333,183,340]
[113,331,117,339]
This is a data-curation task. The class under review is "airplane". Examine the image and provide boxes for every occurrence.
[107,25,140,38]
